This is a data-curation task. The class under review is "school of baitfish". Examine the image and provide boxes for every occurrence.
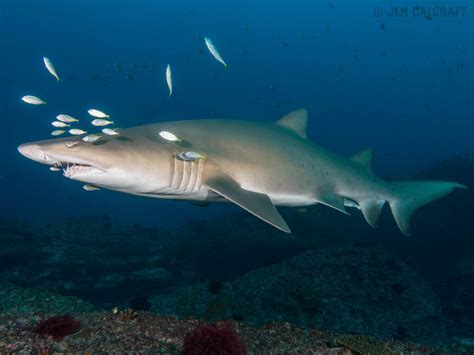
[20,37,228,191]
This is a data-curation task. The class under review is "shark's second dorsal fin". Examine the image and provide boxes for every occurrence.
[203,164,291,233]
[351,148,373,174]
[275,109,308,139]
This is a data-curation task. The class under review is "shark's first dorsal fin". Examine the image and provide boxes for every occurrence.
[204,164,291,233]
[351,148,373,174]
[275,109,308,139]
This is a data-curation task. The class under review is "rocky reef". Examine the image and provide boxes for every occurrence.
[0,283,460,353]
[151,245,446,345]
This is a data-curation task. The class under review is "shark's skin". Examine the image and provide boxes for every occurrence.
[18,109,466,234]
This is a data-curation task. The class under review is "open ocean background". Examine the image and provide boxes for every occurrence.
[0,0,472,225]
[0,0,473,351]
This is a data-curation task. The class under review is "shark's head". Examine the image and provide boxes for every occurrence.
[18,130,175,194]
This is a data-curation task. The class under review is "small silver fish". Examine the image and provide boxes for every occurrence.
[166,64,172,96]
[91,118,114,127]
[88,109,110,118]
[204,37,227,67]
[21,95,46,105]
[52,121,70,128]
[102,128,120,136]
[69,128,87,135]
[56,114,79,123]
[83,184,100,191]
[49,166,61,171]
[51,130,66,136]
[159,130,181,142]
[82,134,102,143]
[177,151,206,161]
[43,57,60,81]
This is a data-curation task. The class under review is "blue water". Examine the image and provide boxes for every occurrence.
[1,0,472,226]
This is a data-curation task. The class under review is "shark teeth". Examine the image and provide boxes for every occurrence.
[61,163,97,178]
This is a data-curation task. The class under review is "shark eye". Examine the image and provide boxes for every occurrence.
[65,141,79,148]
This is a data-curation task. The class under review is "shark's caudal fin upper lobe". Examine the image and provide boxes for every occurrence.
[388,180,467,235]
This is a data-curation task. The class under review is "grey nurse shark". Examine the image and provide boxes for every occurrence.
[18,109,466,235]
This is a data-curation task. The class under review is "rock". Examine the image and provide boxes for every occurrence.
[0,282,96,314]
[153,244,447,345]
[231,245,446,345]
[444,253,474,337]
[151,282,233,320]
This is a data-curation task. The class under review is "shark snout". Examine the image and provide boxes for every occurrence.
[18,143,47,163]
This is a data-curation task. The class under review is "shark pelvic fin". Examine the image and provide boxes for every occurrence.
[204,166,291,233]
[351,148,373,174]
[317,193,349,214]
[275,109,308,139]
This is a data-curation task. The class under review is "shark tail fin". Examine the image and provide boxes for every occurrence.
[388,180,466,236]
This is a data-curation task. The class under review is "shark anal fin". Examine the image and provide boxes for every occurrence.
[204,172,291,233]
[359,199,385,227]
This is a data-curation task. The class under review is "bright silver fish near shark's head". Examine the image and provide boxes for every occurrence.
[18,130,175,194]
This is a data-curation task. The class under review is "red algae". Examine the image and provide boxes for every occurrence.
[33,314,81,340]
[182,323,246,355]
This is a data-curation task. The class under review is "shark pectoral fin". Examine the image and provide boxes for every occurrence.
[204,174,291,233]
[317,193,349,214]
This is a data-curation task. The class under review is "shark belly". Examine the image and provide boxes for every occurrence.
[268,193,319,207]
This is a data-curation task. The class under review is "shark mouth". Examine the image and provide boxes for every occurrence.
[52,162,105,178]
